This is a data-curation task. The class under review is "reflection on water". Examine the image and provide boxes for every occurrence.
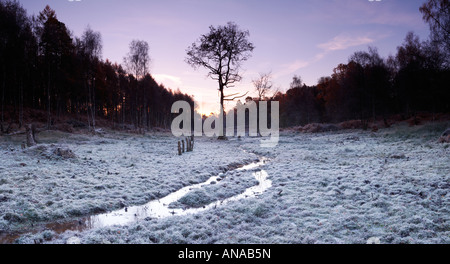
[0,158,271,243]
[79,158,271,228]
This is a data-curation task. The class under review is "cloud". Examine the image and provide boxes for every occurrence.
[311,34,379,64]
[318,35,375,52]
[273,33,379,80]
[286,60,310,72]
[308,0,424,28]
[273,59,310,78]
[152,74,182,86]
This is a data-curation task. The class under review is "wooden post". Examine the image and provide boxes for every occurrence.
[26,124,36,147]
[186,138,190,152]
[178,141,182,155]
[191,135,194,150]
[182,139,185,153]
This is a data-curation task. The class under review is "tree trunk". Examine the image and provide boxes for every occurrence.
[122,96,125,129]
[91,77,96,131]
[1,66,5,131]
[372,88,376,123]
[47,65,51,130]
[87,76,95,132]
[19,78,23,129]
[218,82,226,139]
[86,98,91,131]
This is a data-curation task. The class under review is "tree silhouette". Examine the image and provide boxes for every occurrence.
[186,21,254,137]
[80,26,102,131]
[0,0,36,130]
[124,40,151,80]
[124,40,151,127]
[290,75,303,89]
[252,72,273,101]
[420,0,450,66]
[349,47,391,123]
[38,5,73,129]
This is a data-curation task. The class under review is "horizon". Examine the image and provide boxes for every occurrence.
[19,0,430,115]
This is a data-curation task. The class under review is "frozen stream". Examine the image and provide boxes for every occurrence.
[1,158,271,243]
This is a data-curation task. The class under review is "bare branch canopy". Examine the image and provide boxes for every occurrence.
[185,21,254,114]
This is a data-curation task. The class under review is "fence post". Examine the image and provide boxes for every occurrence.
[182,139,185,153]
[186,138,190,152]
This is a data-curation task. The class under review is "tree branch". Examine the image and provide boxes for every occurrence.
[223,91,249,101]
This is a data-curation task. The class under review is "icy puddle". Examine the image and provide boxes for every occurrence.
[1,158,271,243]
[76,158,271,228]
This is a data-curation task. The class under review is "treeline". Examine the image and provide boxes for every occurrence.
[1,0,449,133]
[0,1,193,132]
[271,32,449,128]
[271,0,450,128]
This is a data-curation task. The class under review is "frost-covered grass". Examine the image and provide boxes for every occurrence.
[168,170,259,209]
[0,129,257,234]
[2,122,449,244]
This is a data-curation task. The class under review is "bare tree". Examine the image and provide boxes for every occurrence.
[186,22,254,137]
[81,26,102,132]
[124,40,150,80]
[420,0,450,66]
[124,40,151,127]
[252,72,273,101]
[82,26,102,59]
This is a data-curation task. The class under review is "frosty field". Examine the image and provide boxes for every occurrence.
[0,122,449,244]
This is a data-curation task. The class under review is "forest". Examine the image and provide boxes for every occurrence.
[257,1,449,128]
[0,2,194,133]
[0,0,449,133]
[271,34,450,128]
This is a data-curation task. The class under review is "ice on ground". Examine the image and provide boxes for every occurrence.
[66,236,81,244]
